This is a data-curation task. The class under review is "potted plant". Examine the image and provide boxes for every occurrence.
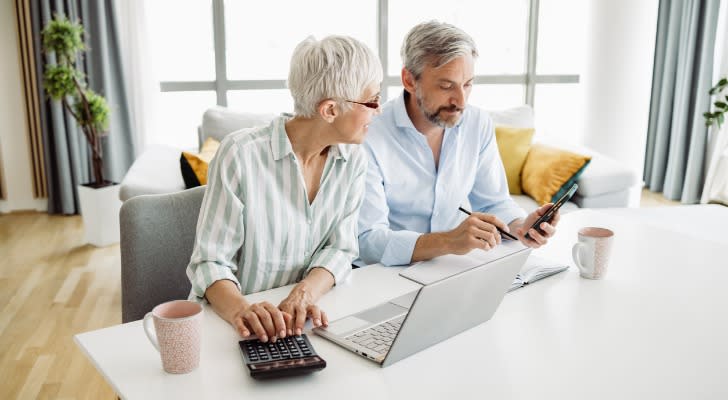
[41,14,120,246]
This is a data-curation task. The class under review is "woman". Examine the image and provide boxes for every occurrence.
[186,35,382,342]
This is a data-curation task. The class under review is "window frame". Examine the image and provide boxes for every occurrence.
[158,0,579,107]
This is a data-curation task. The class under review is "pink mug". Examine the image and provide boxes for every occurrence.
[143,300,203,374]
[572,227,615,279]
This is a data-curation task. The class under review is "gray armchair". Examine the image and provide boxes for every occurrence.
[119,186,206,323]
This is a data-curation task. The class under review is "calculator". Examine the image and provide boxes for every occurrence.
[238,334,326,379]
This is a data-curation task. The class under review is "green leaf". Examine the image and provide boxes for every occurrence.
[719,77,728,87]
[42,64,80,99]
[72,89,110,133]
[41,14,85,63]
[719,113,725,126]
[715,101,728,110]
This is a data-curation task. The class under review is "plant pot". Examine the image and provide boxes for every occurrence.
[77,183,121,247]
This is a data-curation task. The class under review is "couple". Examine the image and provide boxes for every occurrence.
[186,21,561,342]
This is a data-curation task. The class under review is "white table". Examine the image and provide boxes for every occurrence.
[75,207,728,399]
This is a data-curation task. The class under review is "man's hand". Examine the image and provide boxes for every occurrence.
[513,203,560,248]
[230,301,289,342]
[278,284,328,336]
[445,212,509,254]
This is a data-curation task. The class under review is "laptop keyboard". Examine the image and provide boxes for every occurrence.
[345,315,405,354]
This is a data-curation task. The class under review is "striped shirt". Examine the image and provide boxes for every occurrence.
[187,115,365,299]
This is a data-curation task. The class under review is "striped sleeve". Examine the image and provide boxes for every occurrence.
[307,149,366,285]
[186,136,247,301]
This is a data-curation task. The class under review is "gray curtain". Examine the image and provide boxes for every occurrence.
[32,0,134,214]
[644,0,721,203]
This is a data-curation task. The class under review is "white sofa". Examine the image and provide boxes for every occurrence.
[120,105,641,212]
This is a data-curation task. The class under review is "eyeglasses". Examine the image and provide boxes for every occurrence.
[346,100,380,110]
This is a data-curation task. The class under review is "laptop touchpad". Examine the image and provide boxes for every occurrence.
[355,302,407,323]
[326,316,370,336]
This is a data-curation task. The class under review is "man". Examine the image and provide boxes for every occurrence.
[357,21,559,266]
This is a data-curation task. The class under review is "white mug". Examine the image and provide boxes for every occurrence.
[572,227,614,279]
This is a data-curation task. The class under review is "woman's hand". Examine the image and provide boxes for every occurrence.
[278,285,328,336]
[204,279,288,342]
[231,301,289,342]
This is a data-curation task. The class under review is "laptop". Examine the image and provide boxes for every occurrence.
[313,247,531,367]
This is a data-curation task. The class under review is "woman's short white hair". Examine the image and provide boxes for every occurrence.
[288,35,382,118]
[401,20,478,79]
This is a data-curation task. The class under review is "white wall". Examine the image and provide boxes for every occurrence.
[0,1,47,213]
[581,0,659,182]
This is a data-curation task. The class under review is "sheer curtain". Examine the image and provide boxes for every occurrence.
[701,1,728,205]
[643,0,721,203]
[114,0,161,155]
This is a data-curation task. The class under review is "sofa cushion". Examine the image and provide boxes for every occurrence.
[521,144,591,205]
[495,126,535,195]
[199,106,276,148]
[180,138,220,188]
[544,140,641,197]
[488,105,535,128]
[119,144,186,201]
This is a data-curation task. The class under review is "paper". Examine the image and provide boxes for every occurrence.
[398,240,527,285]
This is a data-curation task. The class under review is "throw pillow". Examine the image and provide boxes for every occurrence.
[495,126,535,195]
[521,144,591,205]
[180,138,220,188]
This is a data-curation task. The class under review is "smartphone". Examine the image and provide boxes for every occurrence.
[524,182,578,240]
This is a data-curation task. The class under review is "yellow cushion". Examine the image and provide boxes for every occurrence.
[521,144,591,205]
[495,126,535,195]
[180,138,220,188]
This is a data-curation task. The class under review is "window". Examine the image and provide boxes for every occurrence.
[146,0,585,148]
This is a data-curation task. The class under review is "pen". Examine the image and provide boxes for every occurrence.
[458,207,519,241]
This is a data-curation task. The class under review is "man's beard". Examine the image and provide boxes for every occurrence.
[415,85,464,128]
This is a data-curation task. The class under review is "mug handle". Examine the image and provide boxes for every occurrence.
[572,242,588,276]
[143,312,160,352]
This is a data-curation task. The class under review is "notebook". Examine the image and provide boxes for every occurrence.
[509,254,569,292]
[313,247,531,367]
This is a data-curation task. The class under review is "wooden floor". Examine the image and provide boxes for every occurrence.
[0,212,119,399]
[0,188,681,399]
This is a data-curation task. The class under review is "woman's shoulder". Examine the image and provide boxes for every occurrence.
[217,118,279,155]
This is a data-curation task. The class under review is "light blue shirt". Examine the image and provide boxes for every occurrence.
[357,92,526,266]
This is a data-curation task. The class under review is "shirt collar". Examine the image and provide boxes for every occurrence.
[271,114,349,162]
[271,114,293,161]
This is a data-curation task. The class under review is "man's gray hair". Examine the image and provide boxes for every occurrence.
[288,35,382,118]
[401,21,479,79]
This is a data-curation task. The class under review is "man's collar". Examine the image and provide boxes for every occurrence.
[394,90,419,131]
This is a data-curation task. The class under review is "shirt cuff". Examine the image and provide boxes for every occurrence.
[307,248,353,286]
[381,230,421,266]
[187,261,241,301]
